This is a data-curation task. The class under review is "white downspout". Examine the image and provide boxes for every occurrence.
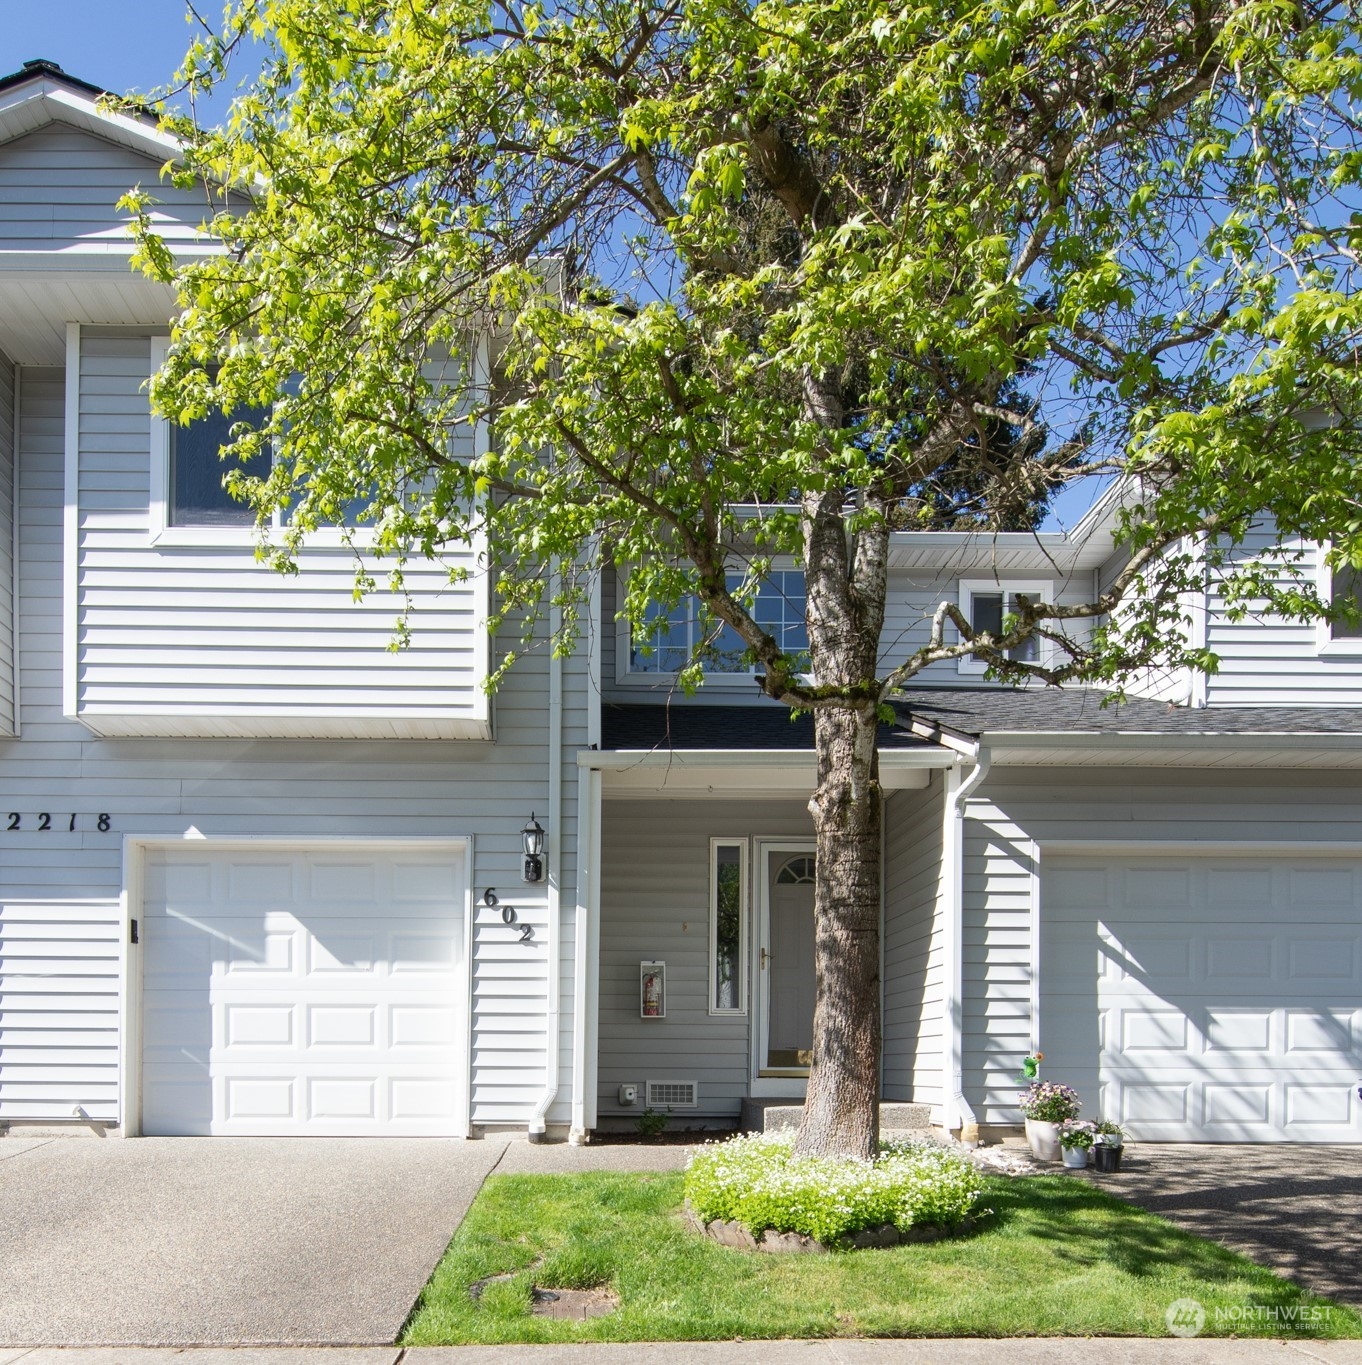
[569,557,603,1145]
[569,765,597,1144]
[943,747,991,1142]
[528,566,564,1141]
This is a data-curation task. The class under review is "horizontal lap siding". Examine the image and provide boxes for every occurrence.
[0,351,12,733]
[0,124,209,250]
[75,332,487,735]
[880,569,1095,686]
[0,901,121,1120]
[962,766,1362,1125]
[961,804,1035,1124]
[882,777,946,1116]
[597,799,813,1118]
[1205,526,1362,706]
[1,364,584,1128]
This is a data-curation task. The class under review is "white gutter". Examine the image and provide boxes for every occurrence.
[943,747,991,1141]
[528,567,564,1141]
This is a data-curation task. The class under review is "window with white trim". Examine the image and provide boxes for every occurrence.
[709,839,748,1014]
[1330,564,1362,641]
[957,579,1052,674]
[625,570,808,680]
[150,341,375,542]
[167,384,271,528]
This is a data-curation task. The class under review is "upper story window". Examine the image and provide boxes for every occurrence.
[625,569,809,680]
[151,340,372,543]
[957,579,1051,674]
[1328,563,1362,645]
[169,395,270,527]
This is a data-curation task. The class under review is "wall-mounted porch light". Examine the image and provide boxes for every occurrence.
[521,813,546,884]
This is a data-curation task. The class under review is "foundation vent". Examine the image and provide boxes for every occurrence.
[645,1079,698,1109]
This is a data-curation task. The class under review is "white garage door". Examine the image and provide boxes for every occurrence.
[140,844,468,1136]
[1042,856,1362,1142]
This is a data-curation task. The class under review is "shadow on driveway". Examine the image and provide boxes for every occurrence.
[1085,1143,1362,1306]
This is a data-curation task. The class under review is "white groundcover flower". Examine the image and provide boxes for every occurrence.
[686,1133,984,1244]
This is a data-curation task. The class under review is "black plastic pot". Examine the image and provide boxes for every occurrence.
[1093,1144,1123,1173]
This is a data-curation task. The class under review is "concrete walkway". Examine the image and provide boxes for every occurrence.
[1,1341,1361,1363]
[0,1137,512,1347]
[1083,1145,1362,1308]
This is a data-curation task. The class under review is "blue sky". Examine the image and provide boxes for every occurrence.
[0,1,240,121]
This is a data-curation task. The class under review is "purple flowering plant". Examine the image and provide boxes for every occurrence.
[1018,1080,1081,1122]
[1058,1118,1097,1150]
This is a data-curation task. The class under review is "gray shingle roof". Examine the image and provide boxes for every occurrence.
[895,686,1362,738]
[601,703,928,751]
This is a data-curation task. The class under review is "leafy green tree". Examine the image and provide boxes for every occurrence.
[127,0,1362,1158]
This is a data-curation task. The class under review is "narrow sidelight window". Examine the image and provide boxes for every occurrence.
[709,839,748,1013]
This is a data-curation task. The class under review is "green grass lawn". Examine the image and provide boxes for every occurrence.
[400,1171,1362,1344]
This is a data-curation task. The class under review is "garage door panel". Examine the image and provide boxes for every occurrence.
[1204,1008,1272,1054]
[1043,855,1362,1143]
[1288,938,1357,980]
[141,845,468,1137]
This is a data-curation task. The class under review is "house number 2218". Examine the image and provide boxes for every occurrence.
[7,813,111,832]
[482,888,533,943]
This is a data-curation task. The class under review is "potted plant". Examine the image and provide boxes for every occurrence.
[1092,1120,1126,1172]
[1018,1081,1081,1162]
[1059,1118,1096,1168]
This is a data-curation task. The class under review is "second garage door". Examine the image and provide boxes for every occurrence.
[140,843,469,1136]
[1042,855,1362,1142]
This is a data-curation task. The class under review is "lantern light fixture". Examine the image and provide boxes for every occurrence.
[521,813,546,883]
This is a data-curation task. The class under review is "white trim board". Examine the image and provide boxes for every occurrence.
[61,322,79,720]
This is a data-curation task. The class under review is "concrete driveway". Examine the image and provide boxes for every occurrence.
[1089,1144,1362,1307]
[0,1135,511,1347]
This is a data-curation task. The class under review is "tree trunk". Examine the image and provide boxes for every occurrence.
[793,702,884,1160]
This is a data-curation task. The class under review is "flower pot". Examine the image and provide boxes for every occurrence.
[1093,1143,1123,1173]
[1062,1145,1089,1169]
[1024,1118,1061,1162]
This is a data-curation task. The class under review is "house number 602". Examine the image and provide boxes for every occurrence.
[482,888,533,943]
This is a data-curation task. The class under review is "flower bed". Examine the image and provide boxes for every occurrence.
[683,1133,983,1248]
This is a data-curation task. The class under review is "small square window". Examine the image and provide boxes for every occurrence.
[958,580,1050,673]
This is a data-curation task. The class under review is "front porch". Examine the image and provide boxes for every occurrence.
[584,703,957,1131]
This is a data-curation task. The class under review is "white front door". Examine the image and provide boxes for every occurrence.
[1042,855,1362,1142]
[753,842,817,1091]
[139,844,469,1136]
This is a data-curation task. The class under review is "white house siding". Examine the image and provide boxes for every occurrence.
[0,123,209,253]
[881,776,946,1117]
[72,330,489,738]
[0,349,14,733]
[597,797,814,1119]
[0,362,583,1131]
[0,900,122,1122]
[960,765,1362,1126]
[1202,524,1362,707]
